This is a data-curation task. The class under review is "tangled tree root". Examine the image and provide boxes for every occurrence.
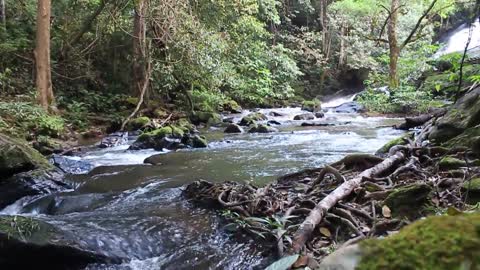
[184,138,480,265]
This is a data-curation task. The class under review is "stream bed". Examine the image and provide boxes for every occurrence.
[0,107,404,269]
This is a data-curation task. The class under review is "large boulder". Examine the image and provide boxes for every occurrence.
[333,101,365,113]
[221,100,243,114]
[224,124,244,133]
[429,86,480,143]
[0,133,53,178]
[301,99,322,112]
[190,112,222,126]
[248,124,278,133]
[0,133,68,210]
[129,126,185,151]
[125,116,151,131]
[318,213,480,270]
[294,113,315,121]
[0,215,121,268]
[239,112,268,126]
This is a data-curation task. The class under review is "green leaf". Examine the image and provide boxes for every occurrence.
[265,254,299,270]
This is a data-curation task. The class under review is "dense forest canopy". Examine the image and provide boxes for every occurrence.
[0,0,477,134]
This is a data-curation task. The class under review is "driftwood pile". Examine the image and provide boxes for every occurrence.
[184,115,479,266]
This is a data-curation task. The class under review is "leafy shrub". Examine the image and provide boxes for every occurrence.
[0,102,65,138]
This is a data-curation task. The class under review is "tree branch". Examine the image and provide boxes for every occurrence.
[401,0,438,49]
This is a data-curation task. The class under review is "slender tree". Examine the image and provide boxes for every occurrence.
[132,0,148,97]
[0,0,5,30]
[35,0,55,111]
[385,0,439,89]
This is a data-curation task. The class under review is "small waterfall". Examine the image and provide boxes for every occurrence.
[322,94,357,108]
[435,21,480,58]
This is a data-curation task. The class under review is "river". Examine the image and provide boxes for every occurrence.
[0,105,404,269]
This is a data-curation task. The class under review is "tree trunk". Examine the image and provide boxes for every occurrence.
[0,0,5,30]
[35,0,55,111]
[132,0,147,97]
[387,0,400,89]
[290,151,406,253]
[338,21,347,68]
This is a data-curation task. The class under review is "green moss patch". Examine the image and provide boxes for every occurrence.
[376,133,413,155]
[384,184,432,218]
[301,99,322,112]
[126,116,150,131]
[439,156,467,170]
[358,213,480,270]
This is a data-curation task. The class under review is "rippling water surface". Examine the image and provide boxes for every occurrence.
[1,107,404,269]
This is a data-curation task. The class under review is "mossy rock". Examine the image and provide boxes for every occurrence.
[137,125,184,141]
[301,99,322,112]
[384,184,432,218]
[126,116,150,131]
[376,133,413,155]
[439,156,467,170]
[191,135,208,148]
[190,112,222,125]
[176,118,196,134]
[239,112,268,126]
[32,136,63,156]
[153,108,168,118]
[429,86,480,143]
[356,213,480,270]
[0,133,53,178]
[462,178,480,192]
[222,100,242,113]
[444,125,480,153]
[125,97,139,107]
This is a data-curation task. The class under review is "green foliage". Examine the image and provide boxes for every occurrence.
[0,102,65,138]
[358,86,445,114]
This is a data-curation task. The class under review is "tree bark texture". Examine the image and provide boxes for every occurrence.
[387,0,400,89]
[35,0,55,111]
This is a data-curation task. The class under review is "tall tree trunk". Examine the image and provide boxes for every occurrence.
[387,0,400,89]
[35,0,55,111]
[338,22,347,68]
[132,0,147,97]
[0,0,5,30]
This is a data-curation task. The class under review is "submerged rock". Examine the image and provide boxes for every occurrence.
[319,213,480,270]
[315,111,325,118]
[0,215,121,268]
[239,112,268,126]
[301,122,335,127]
[224,124,244,133]
[294,113,315,121]
[269,111,285,117]
[50,155,94,174]
[267,120,282,126]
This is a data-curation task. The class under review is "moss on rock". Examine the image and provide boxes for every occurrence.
[0,133,53,177]
[384,184,432,218]
[239,112,268,126]
[376,133,413,155]
[357,213,480,270]
[222,100,242,113]
[439,156,467,170]
[301,99,322,112]
[444,125,480,153]
[126,116,150,131]
[191,112,222,125]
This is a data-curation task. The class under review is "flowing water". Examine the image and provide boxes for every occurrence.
[435,21,480,58]
[0,103,405,269]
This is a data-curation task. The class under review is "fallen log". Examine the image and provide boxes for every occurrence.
[395,114,433,130]
[290,150,406,253]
